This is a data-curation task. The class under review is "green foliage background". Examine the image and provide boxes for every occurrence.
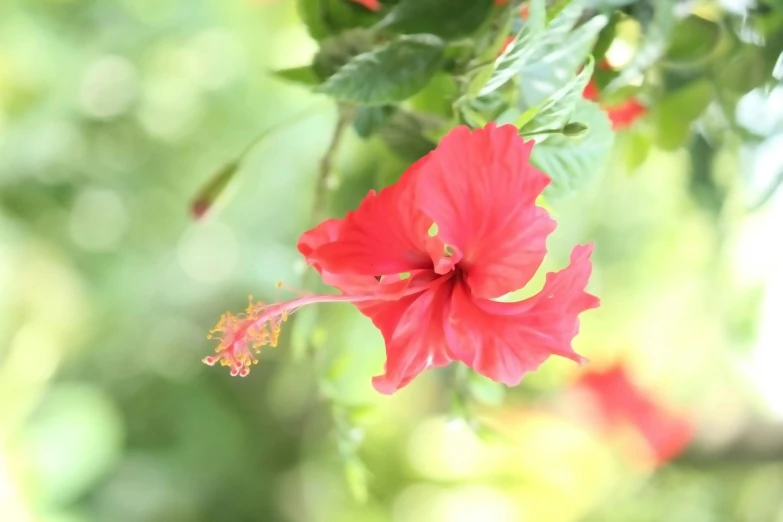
[2,0,783,521]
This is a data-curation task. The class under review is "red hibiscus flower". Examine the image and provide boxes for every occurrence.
[203,124,599,394]
[583,79,647,130]
[574,363,694,465]
[349,0,380,10]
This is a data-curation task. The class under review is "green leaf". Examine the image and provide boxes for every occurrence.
[518,55,596,134]
[474,0,517,63]
[353,106,395,138]
[664,15,723,68]
[324,0,383,31]
[464,90,510,127]
[318,34,445,105]
[378,110,440,161]
[297,0,383,41]
[448,390,471,422]
[475,0,605,135]
[494,6,605,138]
[190,105,329,218]
[297,0,332,41]
[617,128,653,173]
[467,372,506,406]
[343,457,370,503]
[407,72,459,117]
[516,10,606,108]
[481,2,604,131]
[377,0,495,40]
[314,28,374,80]
[346,404,377,424]
[562,121,589,136]
[652,80,712,151]
[717,46,769,96]
[474,423,513,445]
[527,0,547,29]
[272,65,321,86]
[191,161,239,219]
[532,99,614,200]
[474,0,547,97]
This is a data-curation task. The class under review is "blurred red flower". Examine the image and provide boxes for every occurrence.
[583,79,647,130]
[350,0,380,10]
[204,124,599,394]
[575,363,694,465]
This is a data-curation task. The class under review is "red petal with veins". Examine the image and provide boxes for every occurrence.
[446,245,598,386]
[305,158,444,277]
[297,218,380,295]
[417,124,555,299]
[369,278,454,394]
[297,217,429,303]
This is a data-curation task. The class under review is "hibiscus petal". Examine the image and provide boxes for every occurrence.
[446,244,599,386]
[605,99,646,130]
[582,79,600,102]
[297,217,342,268]
[298,218,429,300]
[370,280,454,394]
[576,364,693,464]
[417,123,555,299]
[304,158,443,277]
[297,218,379,294]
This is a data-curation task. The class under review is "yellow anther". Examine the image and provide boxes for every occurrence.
[203,297,291,378]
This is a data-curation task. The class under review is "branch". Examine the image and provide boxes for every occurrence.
[678,421,783,465]
[311,106,353,223]
[297,105,352,358]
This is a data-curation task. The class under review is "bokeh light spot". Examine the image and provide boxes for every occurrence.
[68,187,129,252]
[177,221,238,284]
[79,55,138,119]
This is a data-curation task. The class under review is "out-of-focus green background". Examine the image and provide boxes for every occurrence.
[2,0,783,521]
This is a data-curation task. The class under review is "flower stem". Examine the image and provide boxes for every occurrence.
[299,104,353,361]
[311,105,353,223]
